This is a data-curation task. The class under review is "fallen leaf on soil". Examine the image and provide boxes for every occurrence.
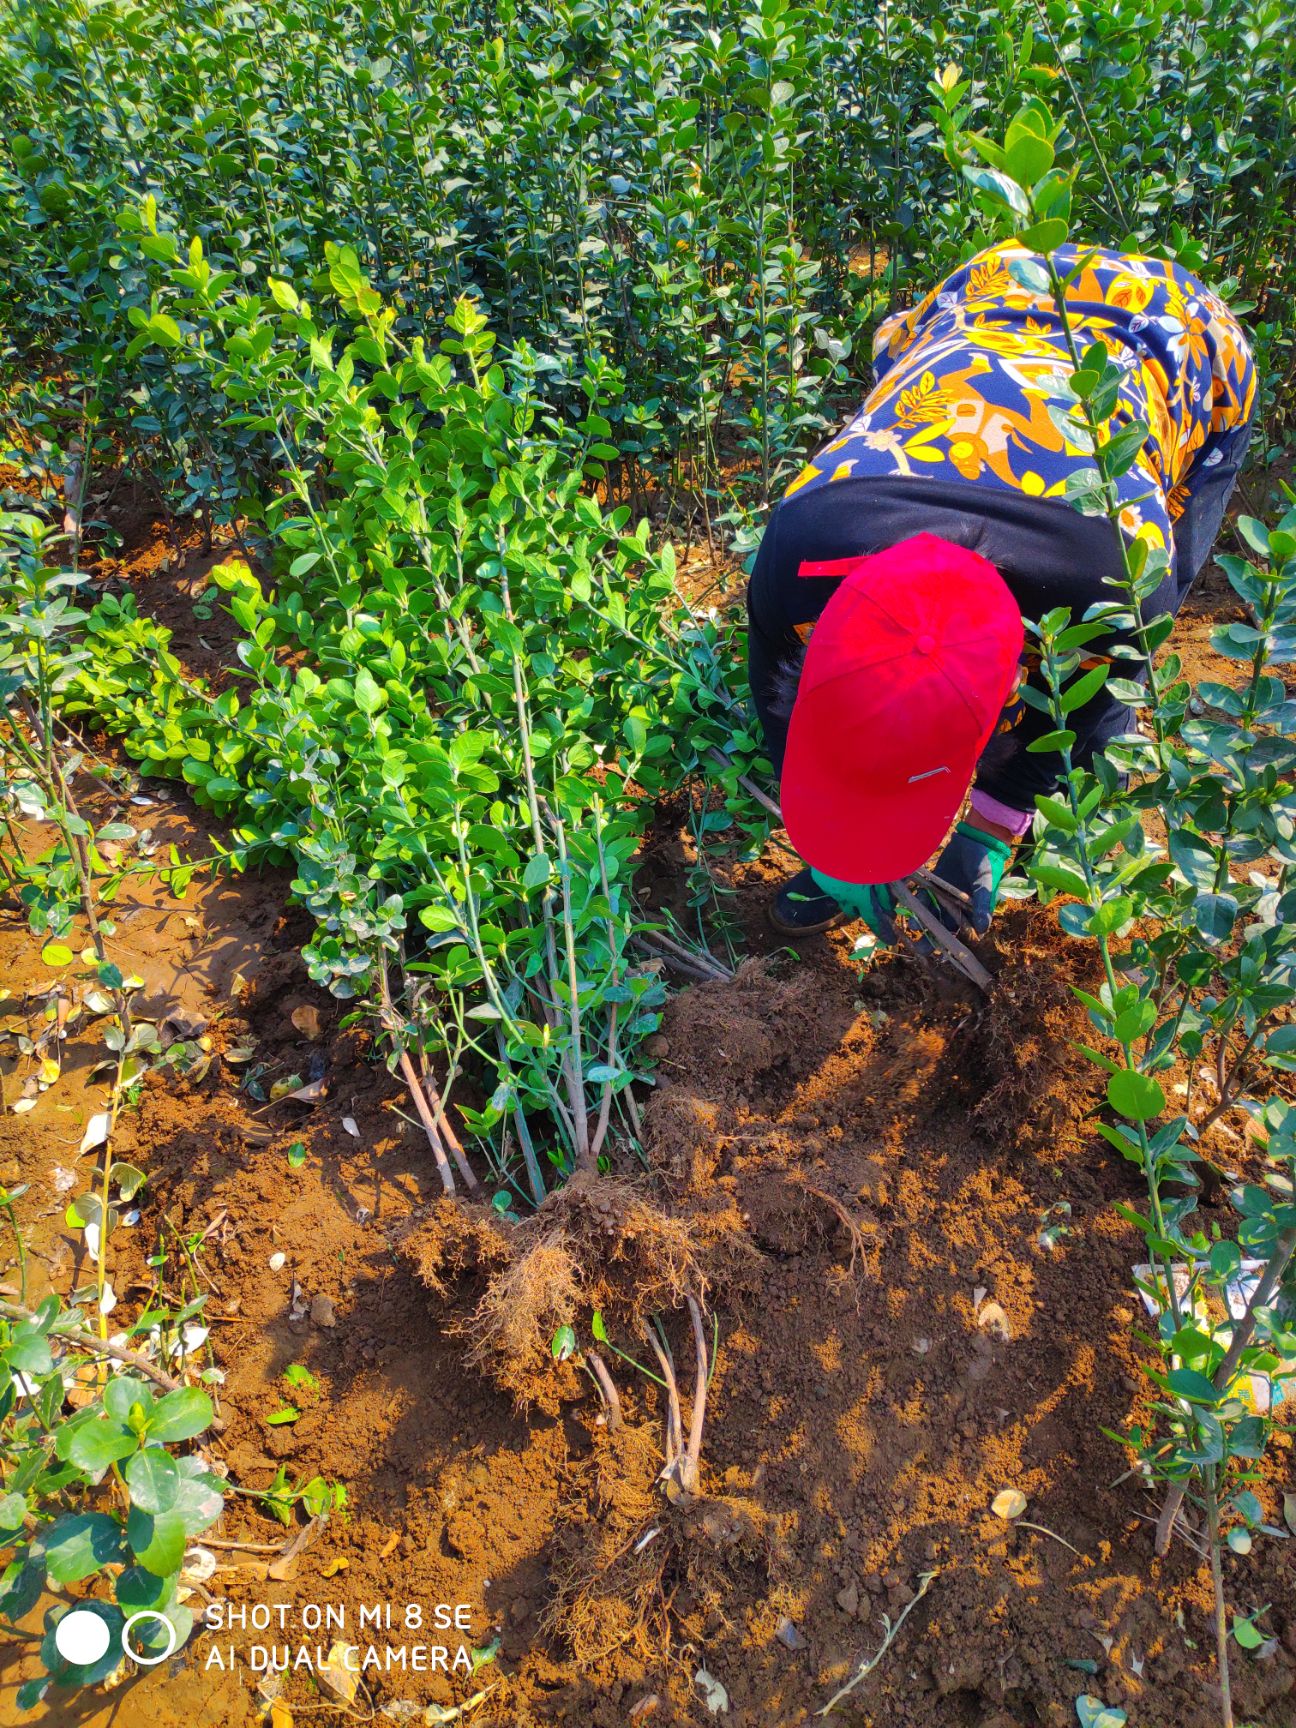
[322,1556,348,1578]
[271,1074,306,1103]
[10,1098,36,1114]
[269,1703,293,1728]
[992,1489,1027,1520]
[422,1692,494,1724]
[269,1251,286,1271]
[694,1668,729,1715]
[282,1077,326,1104]
[268,1516,327,1583]
[50,1165,76,1193]
[291,1005,324,1040]
[1075,1699,1127,1728]
[310,1294,337,1328]
[470,1637,500,1674]
[342,1115,360,1137]
[628,1699,660,1720]
[181,1547,217,1584]
[1284,1491,1296,1536]
[775,1616,807,1650]
[379,1532,401,1559]
[318,1643,359,1705]
[977,1301,1012,1341]
[163,1007,208,1040]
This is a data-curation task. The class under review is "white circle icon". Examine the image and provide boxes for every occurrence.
[53,1609,112,1667]
[121,1608,180,1666]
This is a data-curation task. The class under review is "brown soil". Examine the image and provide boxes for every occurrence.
[2,524,1294,1728]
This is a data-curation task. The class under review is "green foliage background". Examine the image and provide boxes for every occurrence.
[3,0,1295,526]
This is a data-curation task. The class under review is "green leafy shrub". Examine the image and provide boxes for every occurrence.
[60,248,773,1201]
[6,0,1292,529]
[962,100,1296,1728]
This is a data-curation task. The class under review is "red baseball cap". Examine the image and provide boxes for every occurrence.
[781,533,1024,883]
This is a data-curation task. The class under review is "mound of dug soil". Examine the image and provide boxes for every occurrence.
[601,908,1296,1728]
[7,752,1293,1727]
[384,904,1295,1726]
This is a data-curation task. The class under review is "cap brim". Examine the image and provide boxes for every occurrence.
[781,704,976,883]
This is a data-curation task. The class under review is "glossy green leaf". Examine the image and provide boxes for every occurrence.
[1107,1069,1165,1121]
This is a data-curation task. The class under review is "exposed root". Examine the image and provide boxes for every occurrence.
[545,1421,773,1669]
[544,1424,672,1665]
[798,1182,868,1290]
[404,1172,707,1411]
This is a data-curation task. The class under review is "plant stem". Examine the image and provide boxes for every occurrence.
[395,1046,456,1194]
[549,807,590,1164]
[585,1348,623,1431]
[1204,1479,1235,1728]
[817,1569,939,1716]
[0,1190,27,1304]
[678,1293,710,1497]
[644,1322,682,1474]
[419,1058,478,1190]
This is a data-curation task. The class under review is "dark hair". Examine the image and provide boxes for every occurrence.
[767,641,807,720]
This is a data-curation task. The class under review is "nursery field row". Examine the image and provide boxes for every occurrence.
[2,4,1296,1726]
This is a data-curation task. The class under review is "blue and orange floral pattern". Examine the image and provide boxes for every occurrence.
[783,241,1256,567]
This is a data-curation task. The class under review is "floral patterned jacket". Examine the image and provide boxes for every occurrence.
[788,240,1255,565]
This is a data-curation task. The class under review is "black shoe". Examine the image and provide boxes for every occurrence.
[768,867,847,936]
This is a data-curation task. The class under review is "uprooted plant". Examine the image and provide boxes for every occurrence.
[959,101,1296,1728]
[557,1301,715,1505]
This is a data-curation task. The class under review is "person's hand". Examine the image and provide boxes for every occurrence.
[927,821,1014,934]
[809,868,899,943]
[804,821,1013,951]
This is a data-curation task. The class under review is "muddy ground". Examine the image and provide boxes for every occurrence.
[1,504,1294,1728]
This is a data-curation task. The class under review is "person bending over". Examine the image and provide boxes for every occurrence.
[747,240,1255,940]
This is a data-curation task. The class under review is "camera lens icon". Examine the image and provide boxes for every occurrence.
[54,1607,179,1668]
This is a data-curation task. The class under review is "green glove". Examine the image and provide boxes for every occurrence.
[929,822,1014,933]
[810,868,899,943]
